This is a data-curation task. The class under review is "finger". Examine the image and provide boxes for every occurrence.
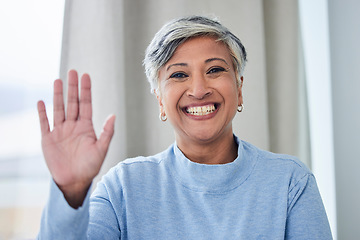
[97,115,116,155]
[37,100,50,135]
[53,79,65,126]
[66,70,79,120]
[79,73,92,121]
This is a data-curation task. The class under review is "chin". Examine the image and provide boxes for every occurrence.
[188,130,222,144]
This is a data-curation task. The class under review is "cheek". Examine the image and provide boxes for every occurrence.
[161,84,181,112]
[219,83,241,110]
[215,78,238,97]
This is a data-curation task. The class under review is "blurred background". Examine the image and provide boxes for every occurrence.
[0,0,359,239]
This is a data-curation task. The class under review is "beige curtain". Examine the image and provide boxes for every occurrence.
[60,0,305,179]
[263,0,309,162]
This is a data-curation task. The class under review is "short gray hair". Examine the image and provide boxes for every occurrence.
[143,15,247,93]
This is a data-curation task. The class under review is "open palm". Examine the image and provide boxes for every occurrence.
[37,70,115,207]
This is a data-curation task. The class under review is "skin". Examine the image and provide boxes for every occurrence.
[37,70,115,208]
[157,36,243,165]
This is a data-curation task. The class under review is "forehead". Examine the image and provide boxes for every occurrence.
[164,36,232,66]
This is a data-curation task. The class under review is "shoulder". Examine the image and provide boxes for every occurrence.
[101,145,173,183]
[243,140,310,172]
[118,145,172,170]
[240,140,313,188]
[93,145,174,197]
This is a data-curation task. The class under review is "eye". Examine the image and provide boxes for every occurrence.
[169,72,188,79]
[207,67,226,74]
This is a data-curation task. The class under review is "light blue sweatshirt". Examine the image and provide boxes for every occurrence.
[38,136,332,239]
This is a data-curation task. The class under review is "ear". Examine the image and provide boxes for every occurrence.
[155,89,165,113]
[237,76,244,106]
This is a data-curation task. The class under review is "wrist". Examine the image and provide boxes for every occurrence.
[56,181,92,209]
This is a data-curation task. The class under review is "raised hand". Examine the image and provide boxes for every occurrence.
[37,70,115,208]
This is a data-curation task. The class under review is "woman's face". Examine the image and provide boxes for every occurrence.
[157,36,243,146]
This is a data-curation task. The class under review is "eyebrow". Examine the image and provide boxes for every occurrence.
[166,63,188,71]
[166,58,230,71]
[205,57,230,66]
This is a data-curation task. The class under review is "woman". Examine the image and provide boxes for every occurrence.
[37,16,332,239]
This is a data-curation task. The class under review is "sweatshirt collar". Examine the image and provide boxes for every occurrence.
[168,135,257,193]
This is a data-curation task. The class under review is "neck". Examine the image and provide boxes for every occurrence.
[176,132,238,165]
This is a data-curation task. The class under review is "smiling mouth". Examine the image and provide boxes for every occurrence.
[185,104,217,116]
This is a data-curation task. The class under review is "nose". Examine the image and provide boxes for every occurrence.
[187,74,212,99]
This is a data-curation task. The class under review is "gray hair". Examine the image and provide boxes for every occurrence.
[143,15,247,93]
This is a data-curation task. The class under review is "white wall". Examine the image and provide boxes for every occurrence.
[328,0,360,239]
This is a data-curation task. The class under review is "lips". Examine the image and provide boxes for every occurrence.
[185,104,217,116]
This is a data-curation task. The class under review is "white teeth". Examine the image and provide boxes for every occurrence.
[186,105,216,116]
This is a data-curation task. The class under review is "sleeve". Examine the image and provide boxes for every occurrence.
[37,180,91,240]
[87,175,122,239]
[285,174,333,240]
[37,170,121,239]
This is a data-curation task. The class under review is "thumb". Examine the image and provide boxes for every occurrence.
[97,114,116,155]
